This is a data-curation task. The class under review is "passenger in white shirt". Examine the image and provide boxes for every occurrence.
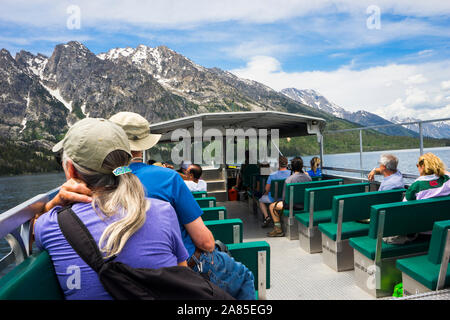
[185,164,207,192]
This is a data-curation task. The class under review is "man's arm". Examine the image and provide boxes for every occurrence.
[184,217,215,252]
[368,167,381,181]
[43,178,92,213]
[31,178,93,244]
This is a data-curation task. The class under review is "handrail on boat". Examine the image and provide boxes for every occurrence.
[321,166,419,180]
[0,186,60,274]
[321,117,450,169]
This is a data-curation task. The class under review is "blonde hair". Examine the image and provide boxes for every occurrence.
[310,157,321,174]
[63,150,149,258]
[417,153,446,177]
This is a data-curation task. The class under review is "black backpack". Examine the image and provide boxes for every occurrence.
[57,206,234,300]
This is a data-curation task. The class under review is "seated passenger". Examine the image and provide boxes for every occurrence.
[405,152,450,200]
[384,152,449,245]
[34,118,189,300]
[185,164,207,192]
[267,157,312,237]
[368,154,404,191]
[40,112,256,300]
[306,157,322,177]
[258,156,291,228]
[163,161,174,170]
[177,160,191,180]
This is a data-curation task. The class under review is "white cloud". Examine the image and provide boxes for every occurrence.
[418,49,434,56]
[222,41,295,60]
[1,0,450,28]
[405,74,428,85]
[442,80,450,90]
[230,56,450,120]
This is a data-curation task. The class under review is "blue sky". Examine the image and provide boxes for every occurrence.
[1,0,449,119]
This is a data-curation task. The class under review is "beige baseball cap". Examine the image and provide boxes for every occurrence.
[109,112,161,151]
[52,118,132,174]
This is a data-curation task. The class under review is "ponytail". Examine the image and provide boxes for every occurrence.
[63,150,149,258]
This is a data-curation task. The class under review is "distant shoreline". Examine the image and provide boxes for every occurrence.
[0,169,63,178]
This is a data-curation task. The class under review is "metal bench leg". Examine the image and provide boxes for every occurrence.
[437,229,450,291]
[257,250,267,300]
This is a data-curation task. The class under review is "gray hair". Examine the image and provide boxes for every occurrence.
[379,154,398,172]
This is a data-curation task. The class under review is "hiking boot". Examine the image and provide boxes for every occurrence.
[267,227,284,237]
[261,216,272,228]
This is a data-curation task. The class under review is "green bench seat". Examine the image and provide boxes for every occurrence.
[204,220,271,299]
[316,188,408,272]
[0,251,64,300]
[318,189,406,241]
[294,182,370,254]
[204,219,243,244]
[281,178,344,239]
[195,197,216,208]
[396,220,450,293]
[228,241,271,291]
[319,221,370,242]
[201,206,227,221]
[295,209,333,227]
[192,191,208,198]
[350,236,430,261]
[349,195,450,297]
[269,179,286,202]
[295,183,370,228]
[282,178,344,218]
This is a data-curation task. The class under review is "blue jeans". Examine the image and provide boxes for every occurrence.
[190,248,256,300]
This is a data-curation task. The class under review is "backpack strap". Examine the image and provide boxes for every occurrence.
[57,206,106,273]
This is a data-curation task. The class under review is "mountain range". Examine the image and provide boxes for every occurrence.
[280,88,450,139]
[1,41,340,151]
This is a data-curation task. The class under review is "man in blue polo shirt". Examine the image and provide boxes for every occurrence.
[110,112,255,300]
[258,156,291,228]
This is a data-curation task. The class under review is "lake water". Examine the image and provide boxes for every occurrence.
[0,172,66,213]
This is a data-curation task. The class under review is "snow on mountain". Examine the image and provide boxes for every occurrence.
[281,88,418,137]
[281,88,349,119]
[390,116,450,139]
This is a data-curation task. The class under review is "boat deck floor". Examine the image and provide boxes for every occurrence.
[219,200,375,300]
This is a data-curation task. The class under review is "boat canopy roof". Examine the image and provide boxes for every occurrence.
[150,111,326,143]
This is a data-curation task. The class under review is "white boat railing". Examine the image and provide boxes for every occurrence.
[0,187,60,275]
[320,117,450,179]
